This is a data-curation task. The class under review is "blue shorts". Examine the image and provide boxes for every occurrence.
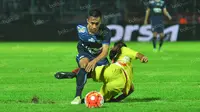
[151,16,164,33]
[76,43,109,67]
[76,53,109,67]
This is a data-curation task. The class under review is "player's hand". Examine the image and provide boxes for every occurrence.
[85,60,97,72]
[140,56,148,63]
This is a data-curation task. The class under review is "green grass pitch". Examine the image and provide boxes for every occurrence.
[0,42,200,112]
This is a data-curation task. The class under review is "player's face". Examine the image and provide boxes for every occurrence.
[87,16,101,34]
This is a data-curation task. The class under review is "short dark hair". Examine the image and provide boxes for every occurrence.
[88,9,102,18]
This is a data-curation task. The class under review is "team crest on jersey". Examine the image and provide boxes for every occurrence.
[77,25,86,33]
[123,56,131,63]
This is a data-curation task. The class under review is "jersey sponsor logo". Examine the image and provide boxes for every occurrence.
[88,48,100,54]
[81,43,101,55]
[107,24,180,42]
[153,8,162,13]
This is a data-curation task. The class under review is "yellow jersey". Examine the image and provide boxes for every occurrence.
[114,47,138,94]
[92,47,138,95]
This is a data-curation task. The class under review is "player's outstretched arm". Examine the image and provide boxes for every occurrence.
[85,44,109,72]
[163,8,172,20]
[136,53,148,63]
[144,8,150,25]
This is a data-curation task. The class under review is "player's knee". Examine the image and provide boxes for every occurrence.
[159,33,164,38]
[79,58,89,68]
[153,32,157,37]
[79,64,87,69]
[153,34,157,37]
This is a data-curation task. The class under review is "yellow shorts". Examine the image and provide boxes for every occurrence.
[93,64,127,101]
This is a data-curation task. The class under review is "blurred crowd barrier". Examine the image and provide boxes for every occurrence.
[0,0,200,24]
[0,0,199,41]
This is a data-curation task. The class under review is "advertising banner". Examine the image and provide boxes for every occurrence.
[0,24,199,41]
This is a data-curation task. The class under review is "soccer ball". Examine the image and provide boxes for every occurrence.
[85,91,104,108]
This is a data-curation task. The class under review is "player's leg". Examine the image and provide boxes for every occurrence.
[55,44,86,79]
[158,29,165,52]
[151,16,164,52]
[71,55,90,104]
[151,21,158,52]
[152,31,158,52]
[76,58,109,79]
[55,57,109,79]
[114,83,134,102]
[156,17,164,52]
[54,56,81,79]
[99,83,119,102]
[100,76,126,102]
[151,17,156,51]
[54,71,76,79]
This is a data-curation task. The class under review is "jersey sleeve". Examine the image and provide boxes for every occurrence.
[125,47,138,59]
[102,27,111,45]
[76,25,87,41]
[147,1,152,9]
[162,1,166,9]
[130,49,138,59]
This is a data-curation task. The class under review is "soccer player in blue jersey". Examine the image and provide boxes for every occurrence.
[144,0,172,52]
[55,9,111,104]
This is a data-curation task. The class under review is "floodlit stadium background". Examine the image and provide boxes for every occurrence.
[0,0,200,112]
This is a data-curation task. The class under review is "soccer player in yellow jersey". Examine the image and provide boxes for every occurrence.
[55,41,148,102]
[91,41,148,102]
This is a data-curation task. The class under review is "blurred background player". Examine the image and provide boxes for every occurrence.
[55,9,112,104]
[144,0,172,52]
[91,41,148,102]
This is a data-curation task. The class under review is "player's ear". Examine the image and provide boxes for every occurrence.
[87,18,89,24]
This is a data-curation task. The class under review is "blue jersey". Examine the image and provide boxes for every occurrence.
[76,24,111,56]
[148,0,166,17]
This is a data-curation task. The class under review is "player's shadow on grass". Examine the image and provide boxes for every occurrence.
[107,97,161,103]
[123,97,161,103]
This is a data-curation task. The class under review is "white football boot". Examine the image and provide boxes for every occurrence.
[71,96,81,104]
